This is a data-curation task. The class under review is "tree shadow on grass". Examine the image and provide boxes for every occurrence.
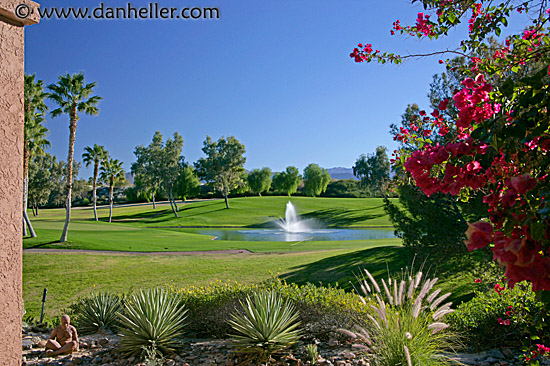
[108,209,171,222]
[25,240,62,249]
[281,246,409,290]
[280,246,476,304]
[178,200,221,212]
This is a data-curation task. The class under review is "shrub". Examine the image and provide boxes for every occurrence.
[228,291,302,362]
[118,288,187,359]
[68,292,122,335]
[448,280,550,352]
[342,269,461,366]
[173,277,368,341]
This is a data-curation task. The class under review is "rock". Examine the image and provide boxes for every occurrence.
[328,339,339,347]
[342,351,356,360]
[22,339,33,350]
[165,360,176,366]
[501,348,515,359]
[98,338,109,346]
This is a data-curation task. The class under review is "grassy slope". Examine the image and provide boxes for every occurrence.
[23,247,477,322]
[23,197,395,251]
[22,196,478,323]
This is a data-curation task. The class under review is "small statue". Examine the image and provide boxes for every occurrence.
[45,315,79,356]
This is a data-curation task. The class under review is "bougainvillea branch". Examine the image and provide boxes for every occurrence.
[352,0,550,292]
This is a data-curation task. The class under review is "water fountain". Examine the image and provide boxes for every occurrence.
[189,201,396,242]
[275,201,314,233]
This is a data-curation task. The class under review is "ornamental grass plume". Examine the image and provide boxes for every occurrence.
[340,269,461,366]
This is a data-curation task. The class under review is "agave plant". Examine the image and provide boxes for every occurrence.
[118,288,187,359]
[75,292,122,334]
[228,291,302,362]
[340,270,460,366]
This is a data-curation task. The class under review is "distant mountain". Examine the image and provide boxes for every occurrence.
[327,167,358,181]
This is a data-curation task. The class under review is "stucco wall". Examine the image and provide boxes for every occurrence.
[0,1,38,364]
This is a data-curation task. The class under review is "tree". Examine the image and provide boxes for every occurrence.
[175,164,200,201]
[352,146,390,197]
[194,135,246,209]
[48,160,82,208]
[131,131,165,210]
[28,153,57,216]
[351,0,550,292]
[23,74,50,237]
[99,158,125,223]
[82,144,109,221]
[48,73,101,242]
[272,166,302,196]
[161,132,184,217]
[248,167,272,196]
[303,164,331,197]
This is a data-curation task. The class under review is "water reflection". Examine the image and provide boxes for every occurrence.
[195,228,395,242]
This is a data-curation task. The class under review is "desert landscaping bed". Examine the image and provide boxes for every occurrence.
[22,330,544,366]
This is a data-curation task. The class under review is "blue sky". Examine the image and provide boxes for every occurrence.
[26,0,474,178]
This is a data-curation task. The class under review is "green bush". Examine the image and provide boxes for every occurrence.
[173,278,368,341]
[448,280,550,352]
[68,292,122,335]
[229,291,302,362]
[343,269,461,366]
[118,288,187,359]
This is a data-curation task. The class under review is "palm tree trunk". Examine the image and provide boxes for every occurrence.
[109,184,114,223]
[23,211,35,237]
[152,190,156,209]
[60,111,77,242]
[93,163,99,221]
[22,149,36,237]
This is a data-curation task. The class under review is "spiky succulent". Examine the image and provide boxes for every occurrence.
[228,291,302,362]
[341,270,461,366]
[118,288,187,359]
[75,292,122,335]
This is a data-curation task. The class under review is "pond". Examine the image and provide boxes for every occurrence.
[191,228,396,242]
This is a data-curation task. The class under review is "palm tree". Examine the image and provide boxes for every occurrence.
[48,73,101,242]
[82,144,109,221]
[23,74,50,238]
[99,158,125,223]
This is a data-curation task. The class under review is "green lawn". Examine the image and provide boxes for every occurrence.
[23,197,395,252]
[22,196,479,324]
[23,246,478,323]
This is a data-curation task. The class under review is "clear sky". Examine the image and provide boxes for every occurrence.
[25,0,474,178]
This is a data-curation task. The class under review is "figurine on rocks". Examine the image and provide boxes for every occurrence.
[44,315,79,356]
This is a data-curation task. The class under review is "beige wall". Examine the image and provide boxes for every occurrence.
[0,1,38,364]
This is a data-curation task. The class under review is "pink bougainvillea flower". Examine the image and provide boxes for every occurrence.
[464,221,494,251]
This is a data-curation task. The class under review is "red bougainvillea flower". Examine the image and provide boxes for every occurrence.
[464,221,494,251]
[438,98,449,110]
[510,173,537,194]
